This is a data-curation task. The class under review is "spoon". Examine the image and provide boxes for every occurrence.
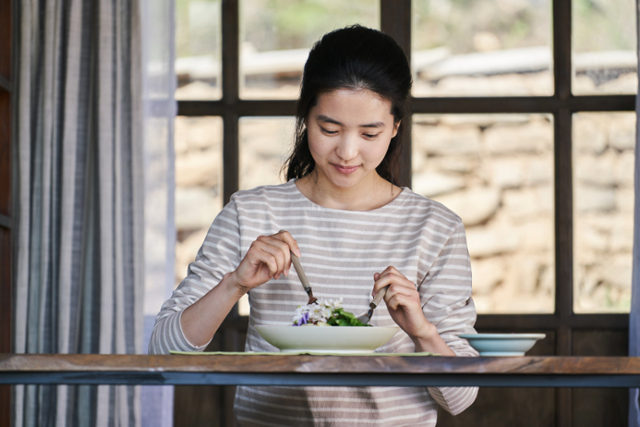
[290,252,317,305]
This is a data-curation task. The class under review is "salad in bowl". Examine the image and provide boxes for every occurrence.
[254,298,397,353]
[292,298,370,327]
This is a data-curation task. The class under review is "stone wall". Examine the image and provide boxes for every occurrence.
[413,111,634,314]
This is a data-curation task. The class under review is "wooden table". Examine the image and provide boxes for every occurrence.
[1,354,640,388]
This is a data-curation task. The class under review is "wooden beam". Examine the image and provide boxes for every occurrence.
[178,94,635,118]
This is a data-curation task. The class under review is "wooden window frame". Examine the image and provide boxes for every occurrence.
[175,1,632,425]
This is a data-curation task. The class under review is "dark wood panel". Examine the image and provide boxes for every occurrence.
[0,2,10,424]
[0,228,11,427]
[439,330,555,427]
[0,213,9,228]
[476,314,629,331]
[174,335,224,427]
[0,0,11,79]
[220,313,630,336]
[0,75,10,92]
[0,90,10,216]
[439,387,555,427]
[572,388,627,427]
[572,330,629,427]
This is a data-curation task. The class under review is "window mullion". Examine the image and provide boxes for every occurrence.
[381,0,412,188]
[553,0,572,101]
[222,0,240,206]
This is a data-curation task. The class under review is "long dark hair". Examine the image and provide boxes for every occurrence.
[283,25,412,185]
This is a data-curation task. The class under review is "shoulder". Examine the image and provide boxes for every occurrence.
[398,188,464,229]
[229,181,298,205]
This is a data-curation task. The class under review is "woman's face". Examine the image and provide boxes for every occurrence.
[306,88,399,192]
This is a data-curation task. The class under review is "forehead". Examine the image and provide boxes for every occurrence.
[311,88,394,121]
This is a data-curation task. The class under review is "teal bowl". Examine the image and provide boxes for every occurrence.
[458,333,546,356]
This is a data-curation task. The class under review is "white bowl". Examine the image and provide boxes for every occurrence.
[458,333,546,356]
[255,325,399,354]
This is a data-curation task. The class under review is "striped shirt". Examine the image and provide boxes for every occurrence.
[149,180,479,426]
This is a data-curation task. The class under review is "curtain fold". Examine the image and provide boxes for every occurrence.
[13,0,145,426]
[632,2,640,426]
[139,0,176,424]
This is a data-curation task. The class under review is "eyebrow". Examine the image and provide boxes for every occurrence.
[316,115,385,128]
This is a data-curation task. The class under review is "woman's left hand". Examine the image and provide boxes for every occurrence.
[372,266,457,356]
[372,266,434,341]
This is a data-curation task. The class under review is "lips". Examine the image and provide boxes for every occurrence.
[332,164,360,174]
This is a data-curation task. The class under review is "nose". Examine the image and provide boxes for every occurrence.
[335,133,358,161]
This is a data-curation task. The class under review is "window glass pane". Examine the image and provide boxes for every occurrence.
[411,0,553,97]
[239,117,296,190]
[413,114,555,313]
[237,116,296,315]
[573,112,635,313]
[175,0,222,100]
[572,0,637,95]
[240,0,379,99]
[174,116,223,287]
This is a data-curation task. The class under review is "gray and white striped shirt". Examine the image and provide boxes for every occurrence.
[150,180,479,426]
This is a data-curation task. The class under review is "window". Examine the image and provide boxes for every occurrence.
[173,1,635,425]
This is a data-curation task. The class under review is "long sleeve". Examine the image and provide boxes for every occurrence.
[148,181,479,425]
[420,218,479,415]
[148,200,242,355]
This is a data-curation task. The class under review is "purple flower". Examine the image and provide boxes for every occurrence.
[293,312,309,326]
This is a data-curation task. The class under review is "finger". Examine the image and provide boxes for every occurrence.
[256,241,290,279]
[256,235,293,276]
[385,294,407,310]
[384,283,417,302]
[378,265,400,276]
[276,230,302,257]
[252,241,286,279]
[250,250,279,279]
[386,292,417,311]
[373,271,413,294]
[371,273,381,296]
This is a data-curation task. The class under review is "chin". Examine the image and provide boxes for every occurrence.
[328,174,364,189]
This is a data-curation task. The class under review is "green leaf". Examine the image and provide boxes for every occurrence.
[336,318,350,327]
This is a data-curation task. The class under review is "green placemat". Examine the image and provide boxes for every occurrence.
[169,350,438,356]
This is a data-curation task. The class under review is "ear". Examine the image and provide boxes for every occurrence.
[391,120,401,138]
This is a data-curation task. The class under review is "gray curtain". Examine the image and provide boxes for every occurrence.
[139,0,176,425]
[12,0,145,426]
[632,3,640,426]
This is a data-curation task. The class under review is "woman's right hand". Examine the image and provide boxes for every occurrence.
[228,230,301,294]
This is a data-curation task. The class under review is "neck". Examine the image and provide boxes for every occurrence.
[296,170,399,211]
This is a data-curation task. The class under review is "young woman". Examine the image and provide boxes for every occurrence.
[150,25,478,426]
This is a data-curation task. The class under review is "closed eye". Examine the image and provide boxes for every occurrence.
[320,127,338,135]
[363,133,380,139]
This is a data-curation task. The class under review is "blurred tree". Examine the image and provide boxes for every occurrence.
[241,0,379,52]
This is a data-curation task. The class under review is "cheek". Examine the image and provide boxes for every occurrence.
[371,139,393,162]
[307,132,330,159]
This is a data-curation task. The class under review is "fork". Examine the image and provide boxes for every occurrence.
[278,229,317,305]
[356,287,387,324]
[290,252,317,305]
